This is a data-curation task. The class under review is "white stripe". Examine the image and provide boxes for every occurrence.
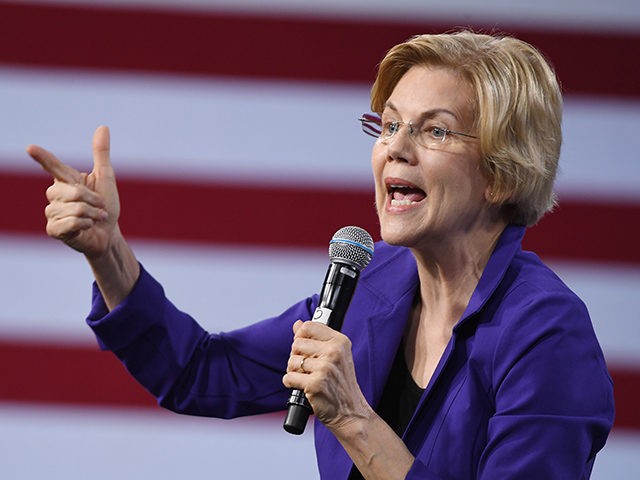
[2,234,639,366]
[0,402,637,479]
[559,97,640,200]
[0,66,372,188]
[2,66,639,199]
[591,430,640,480]
[550,261,640,365]
[8,0,640,33]
[0,402,319,479]
[0,233,327,343]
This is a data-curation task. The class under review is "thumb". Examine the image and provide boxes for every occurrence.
[92,125,112,173]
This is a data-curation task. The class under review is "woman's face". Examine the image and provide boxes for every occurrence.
[372,66,493,251]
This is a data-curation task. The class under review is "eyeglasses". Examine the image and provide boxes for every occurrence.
[358,113,477,150]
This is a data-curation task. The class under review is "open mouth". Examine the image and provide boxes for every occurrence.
[387,180,427,207]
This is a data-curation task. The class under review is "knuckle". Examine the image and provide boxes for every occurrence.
[315,358,333,376]
[47,223,68,240]
[339,335,352,349]
[67,186,84,202]
[325,349,341,364]
[45,223,57,237]
[45,183,59,201]
[73,202,90,217]
[297,321,311,336]
[292,337,305,350]
[286,356,296,372]
[44,203,54,218]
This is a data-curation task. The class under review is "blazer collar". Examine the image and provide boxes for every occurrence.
[347,224,526,405]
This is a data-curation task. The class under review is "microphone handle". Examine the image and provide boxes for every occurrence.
[283,262,360,435]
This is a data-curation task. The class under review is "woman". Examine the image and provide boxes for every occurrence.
[27,31,614,479]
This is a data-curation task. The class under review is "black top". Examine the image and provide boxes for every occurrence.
[348,341,425,479]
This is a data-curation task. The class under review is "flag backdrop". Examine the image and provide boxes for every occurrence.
[0,0,639,478]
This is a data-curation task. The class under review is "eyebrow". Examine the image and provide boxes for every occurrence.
[383,101,461,123]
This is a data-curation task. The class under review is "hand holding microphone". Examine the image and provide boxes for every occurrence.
[283,226,374,435]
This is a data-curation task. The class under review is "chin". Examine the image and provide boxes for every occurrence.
[379,221,416,247]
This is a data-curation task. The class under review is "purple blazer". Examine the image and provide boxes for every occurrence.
[87,225,614,479]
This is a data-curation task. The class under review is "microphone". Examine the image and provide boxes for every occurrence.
[283,226,374,435]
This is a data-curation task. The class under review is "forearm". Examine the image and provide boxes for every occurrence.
[330,405,414,480]
[87,226,140,311]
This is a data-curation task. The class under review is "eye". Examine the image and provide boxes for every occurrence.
[382,121,400,137]
[428,126,448,140]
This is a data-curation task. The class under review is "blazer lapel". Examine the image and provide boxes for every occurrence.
[344,245,420,408]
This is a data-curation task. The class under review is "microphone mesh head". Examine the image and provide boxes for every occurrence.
[328,226,374,270]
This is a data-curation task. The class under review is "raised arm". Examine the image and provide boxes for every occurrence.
[27,126,139,310]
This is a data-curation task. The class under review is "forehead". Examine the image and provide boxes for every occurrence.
[385,66,474,122]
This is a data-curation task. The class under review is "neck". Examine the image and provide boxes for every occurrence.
[410,221,507,330]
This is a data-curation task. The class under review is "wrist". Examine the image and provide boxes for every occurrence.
[327,396,376,442]
[330,406,414,480]
[87,228,139,311]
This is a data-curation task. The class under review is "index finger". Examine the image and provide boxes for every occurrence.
[294,320,336,341]
[26,144,83,184]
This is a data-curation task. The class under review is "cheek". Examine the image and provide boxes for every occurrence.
[371,143,385,171]
[446,159,487,198]
[464,165,490,200]
[371,147,385,186]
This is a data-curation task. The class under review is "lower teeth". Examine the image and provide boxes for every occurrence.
[391,199,417,206]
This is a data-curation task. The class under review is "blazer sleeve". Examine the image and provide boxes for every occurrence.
[86,264,317,418]
[478,286,614,478]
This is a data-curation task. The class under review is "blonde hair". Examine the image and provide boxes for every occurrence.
[371,31,562,226]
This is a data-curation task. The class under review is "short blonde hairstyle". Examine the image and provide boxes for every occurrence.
[371,31,562,226]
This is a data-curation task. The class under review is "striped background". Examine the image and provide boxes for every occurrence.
[0,1,638,478]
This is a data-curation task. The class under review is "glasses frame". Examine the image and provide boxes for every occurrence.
[358,113,477,147]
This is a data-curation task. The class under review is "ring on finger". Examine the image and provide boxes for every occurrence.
[299,356,307,373]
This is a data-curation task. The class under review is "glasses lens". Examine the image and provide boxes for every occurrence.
[420,126,447,146]
[359,114,382,138]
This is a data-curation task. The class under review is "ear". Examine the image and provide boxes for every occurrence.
[484,184,497,204]
[479,159,499,204]
[485,180,516,205]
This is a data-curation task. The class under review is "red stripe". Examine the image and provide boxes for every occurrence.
[0,339,636,431]
[0,170,380,250]
[0,339,155,408]
[610,366,640,433]
[0,2,638,98]
[2,171,639,264]
[523,199,640,265]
